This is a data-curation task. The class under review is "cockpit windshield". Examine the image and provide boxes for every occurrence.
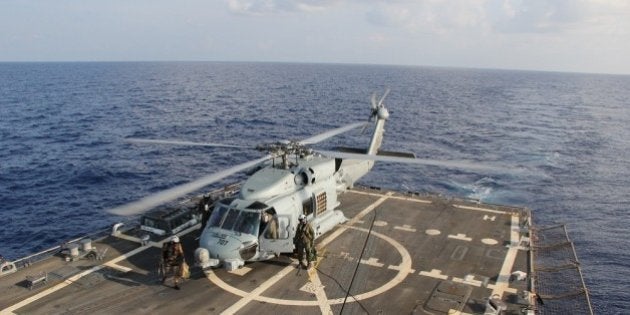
[234,211,259,235]
[206,206,260,236]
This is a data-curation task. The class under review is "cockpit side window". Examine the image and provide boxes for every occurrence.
[208,206,229,228]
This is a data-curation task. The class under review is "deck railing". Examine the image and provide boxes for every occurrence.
[531,224,593,315]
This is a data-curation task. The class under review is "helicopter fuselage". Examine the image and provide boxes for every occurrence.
[195,155,355,268]
[194,96,390,269]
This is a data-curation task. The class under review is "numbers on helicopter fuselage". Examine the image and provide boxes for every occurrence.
[217,239,228,246]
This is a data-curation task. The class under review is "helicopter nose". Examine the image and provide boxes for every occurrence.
[205,237,240,260]
[198,228,260,266]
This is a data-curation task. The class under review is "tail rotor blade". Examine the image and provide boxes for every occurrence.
[377,88,390,107]
[371,93,378,110]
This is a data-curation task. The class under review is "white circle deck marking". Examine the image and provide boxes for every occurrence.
[205,226,412,306]
[482,238,498,245]
[425,229,441,236]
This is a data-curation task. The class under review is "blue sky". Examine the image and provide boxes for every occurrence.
[1,0,629,74]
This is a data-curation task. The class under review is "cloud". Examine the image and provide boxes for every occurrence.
[486,0,586,33]
[365,0,489,34]
[227,0,340,15]
[360,0,630,35]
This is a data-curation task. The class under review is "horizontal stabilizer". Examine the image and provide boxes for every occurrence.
[336,147,416,158]
[336,147,367,154]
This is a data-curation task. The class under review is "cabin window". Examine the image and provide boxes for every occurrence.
[302,197,313,216]
[263,216,290,239]
[262,215,279,239]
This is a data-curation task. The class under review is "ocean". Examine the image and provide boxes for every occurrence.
[1,62,628,313]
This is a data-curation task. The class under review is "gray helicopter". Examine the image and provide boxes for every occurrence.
[109,91,505,269]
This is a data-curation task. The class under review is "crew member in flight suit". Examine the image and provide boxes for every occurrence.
[294,214,315,269]
[161,235,185,290]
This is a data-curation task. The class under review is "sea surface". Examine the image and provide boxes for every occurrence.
[1,62,628,313]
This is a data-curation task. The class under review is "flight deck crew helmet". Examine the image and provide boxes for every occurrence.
[298,214,306,221]
[171,236,180,243]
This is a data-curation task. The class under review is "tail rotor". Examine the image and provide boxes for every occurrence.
[362,88,390,133]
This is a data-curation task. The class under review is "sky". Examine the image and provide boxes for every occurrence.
[1,0,629,75]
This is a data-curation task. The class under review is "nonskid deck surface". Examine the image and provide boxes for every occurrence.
[0,187,532,314]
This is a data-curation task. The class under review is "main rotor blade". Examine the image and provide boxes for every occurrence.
[127,138,250,149]
[299,122,367,145]
[316,150,517,174]
[108,155,272,216]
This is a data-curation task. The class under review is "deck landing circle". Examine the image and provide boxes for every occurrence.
[205,225,412,306]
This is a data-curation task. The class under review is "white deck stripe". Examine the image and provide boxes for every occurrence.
[453,204,506,215]
[219,264,297,315]
[307,265,333,314]
[349,190,431,204]
[318,193,392,248]
[111,233,144,244]
[490,214,520,298]
[103,262,133,273]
